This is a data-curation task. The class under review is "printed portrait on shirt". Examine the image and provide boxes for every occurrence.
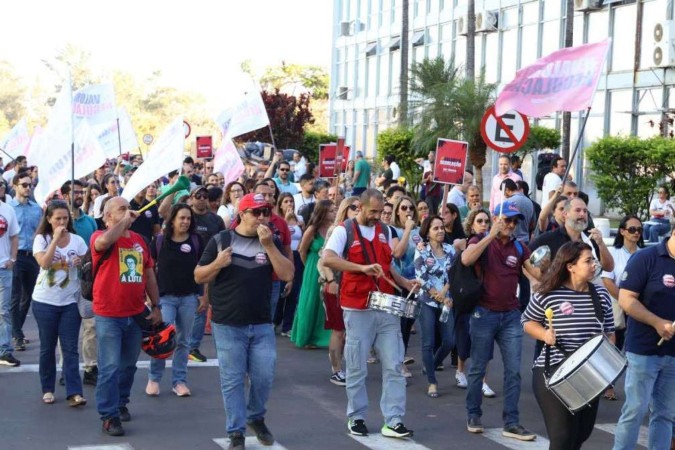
[119,248,143,283]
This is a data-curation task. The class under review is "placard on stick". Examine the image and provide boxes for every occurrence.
[432,138,468,185]
[319,143,350,178]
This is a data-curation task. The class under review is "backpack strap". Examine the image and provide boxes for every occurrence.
[154,234,164,260]
[93,244,115,279]
[214,230,232,253]
[514,240,523,257]
[343,218,354,257]
[190,234,201,258]
[587,282,605,325]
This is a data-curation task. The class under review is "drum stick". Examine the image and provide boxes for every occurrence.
[545,308,554,329]
[381,275,402,293]
[657,320,675,346]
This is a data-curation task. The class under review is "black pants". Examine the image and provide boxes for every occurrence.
[532,366,600,450]
[10,253,39,340]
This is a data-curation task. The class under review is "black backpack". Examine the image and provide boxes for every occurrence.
[80,245,114,301]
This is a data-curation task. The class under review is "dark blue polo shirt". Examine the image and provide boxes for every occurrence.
[619,238,675,356]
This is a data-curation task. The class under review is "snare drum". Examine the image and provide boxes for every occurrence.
[546,335,627,413]
[367,291,420,319]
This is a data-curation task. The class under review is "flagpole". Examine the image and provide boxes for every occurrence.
[68,70,75,213]
[0,148,16,163]
[116,117,123,157]
[267,125,277,151]
[562,107,591,183]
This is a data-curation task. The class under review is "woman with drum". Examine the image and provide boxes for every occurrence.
[414,215,456,398]
[291,200,336,349]
[391,196,421,377]
[522,241,615,450]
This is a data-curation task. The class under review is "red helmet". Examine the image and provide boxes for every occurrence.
[141,322,176,359]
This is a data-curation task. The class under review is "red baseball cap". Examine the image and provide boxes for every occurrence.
[238,193,272,211]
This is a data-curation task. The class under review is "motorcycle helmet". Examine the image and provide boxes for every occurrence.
[141,322,176,359]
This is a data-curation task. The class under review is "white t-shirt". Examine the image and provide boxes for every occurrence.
[649,198,674,220]
[447,186,466,208]
[390,162,401,179]
[32,233,88,306]
[217,204,236,225]
[92,193,110,219]
[2,169,16,185]
[542,172,563,200]
[293,193,315,215]
[0,202,19,266]
[325,223,394,258]
[289,224,302,251]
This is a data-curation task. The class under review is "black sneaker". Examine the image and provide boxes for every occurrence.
[247,419,274,445]
[83,367,98,386]
[330,371,346,386]
[348,419,368,436]
[502,424,536,441]
[381,423,413,438]
[118,406,131,422]
[228,431,245,450]
[467,417,484,433]
[188,348,207,362]
[0,353,20,367]
[102,417,124,436]
[13,338,27,352]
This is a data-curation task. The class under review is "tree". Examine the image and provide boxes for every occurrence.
[586,136,675,219]
[560,0,575,160]
[466,0,476,79]
[239,89,314,150]
[514,125,561,161]
[259,62,329,100]
[0,61,27,134]
[298,131,338,163]
[398,0,409,127]
[376,128,422,196]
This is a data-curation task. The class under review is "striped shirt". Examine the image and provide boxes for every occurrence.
[522,286,615,368]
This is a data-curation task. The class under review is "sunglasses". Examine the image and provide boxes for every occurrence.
[475,218,489,224]
[193,193,207,200]
[247,208,271,217]
[72,191,85,196]
[278,168,289,172]
[503,217,519,225]
[348,204,359,211]
[625,226,643,234]
[399,205,415,212]
[18,183,32,188]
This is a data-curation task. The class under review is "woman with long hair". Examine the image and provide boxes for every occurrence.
[217,181,246,227]
[146,203,203,397]
[414,215,456,398]
[442,202,467,249]
[291,200,336,349]
[0,179,12,202]
[416,199,430,224]
[83,183,102,217]
[317,196,361,385]
[391,196,421,376]
[32,201,88,406]
[522,241,615,450]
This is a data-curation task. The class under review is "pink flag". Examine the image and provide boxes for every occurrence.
[495,39,610,117]
[213,137,244,185]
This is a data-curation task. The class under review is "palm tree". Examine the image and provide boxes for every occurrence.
[399,0,410,127]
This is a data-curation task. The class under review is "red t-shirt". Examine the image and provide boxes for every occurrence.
[468,235,531,312]
[90,230,154,318]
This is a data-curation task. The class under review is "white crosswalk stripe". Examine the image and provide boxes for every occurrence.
[594,423,649,448]
[2,359,220,374]
[348,434,433,449]
[213,437,289,449]
[482,428,550,449]
[68,444,135,450]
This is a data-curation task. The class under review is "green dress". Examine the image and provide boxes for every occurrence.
[291,234,331,348]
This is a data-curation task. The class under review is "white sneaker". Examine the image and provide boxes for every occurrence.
[455,370,468,388]
[401,365,413,378]
[482,382,496,398]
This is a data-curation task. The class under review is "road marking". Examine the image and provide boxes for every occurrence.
[482,428,550,449]
[0,359,220,374]
[348,434,432,449]
[213,437,288,449]
[68,444,135,450]
[594,423,648,448]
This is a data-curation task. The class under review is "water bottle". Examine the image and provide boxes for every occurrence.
[439,304,451,323]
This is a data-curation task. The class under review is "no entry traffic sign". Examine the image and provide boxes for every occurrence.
[480,106,530,153]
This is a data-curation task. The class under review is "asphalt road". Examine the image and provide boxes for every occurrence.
[0,313,640,450]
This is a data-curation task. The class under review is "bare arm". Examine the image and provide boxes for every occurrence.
[158,192,176,221]
[145,267,160,306]
[34,236,59,269]
[9,235,18,267]
[602,277,619,300]
[94,212,137,252]
[194,247,233,284]
[523,320,556,345]
[522,259,542,281]
[461,220,503,266]
[619,288,675,340]
[298,225,315,264]
[258,226,294,281]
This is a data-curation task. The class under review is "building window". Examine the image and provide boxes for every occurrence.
[389,35,401,51]
[366,41,378,57]
[412,29,426,47]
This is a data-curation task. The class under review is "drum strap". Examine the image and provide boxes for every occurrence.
[353,222,381,291]
[544,283,605,379]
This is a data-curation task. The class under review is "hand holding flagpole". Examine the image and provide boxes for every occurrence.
[657,320,675,346]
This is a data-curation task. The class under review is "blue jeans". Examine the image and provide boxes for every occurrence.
[419,303,455,385]
[0,269,13,356]
[613,352,675,450]
[189,308,206,351]
[10,254,39,340]
[212,322,276,434]
[643,218,670,242]
[343,309,406,427]
[32,300,82,396]
[95,315,142,420]
[269,281,281,322]
[274,252,303,332]
[149,294,198,386]
[466,306,523,427]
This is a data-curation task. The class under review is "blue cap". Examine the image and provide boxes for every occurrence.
[492,201,524,219]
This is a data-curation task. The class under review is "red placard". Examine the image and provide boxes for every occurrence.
[433,138,468,185]
[319,143,350,178]
[196,136,213,158]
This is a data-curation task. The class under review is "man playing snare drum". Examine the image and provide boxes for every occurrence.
[323,189,419,439]
[613,224,675,450]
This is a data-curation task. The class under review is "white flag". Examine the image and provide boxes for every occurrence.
[73,83,117,128]
[122,117,184,201]
[214,88,269,138]
[94,107,140,158]
[25,125,44,164]
[213,137,244,186]
[0,118,31,159]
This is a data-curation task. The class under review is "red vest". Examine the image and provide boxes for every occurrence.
[340,221,394,309]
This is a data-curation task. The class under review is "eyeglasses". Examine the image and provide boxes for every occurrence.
[246,208,271,217]
[475,218,489,224]
[18,183,31,188]
[503,217,519,225]
[625,226,643,234]
[399,205,414,212]
[382,211,393,216]
[193,193,207,200]
[72,191,85,196]
[230,189,243,194]
[348,204,359,211]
